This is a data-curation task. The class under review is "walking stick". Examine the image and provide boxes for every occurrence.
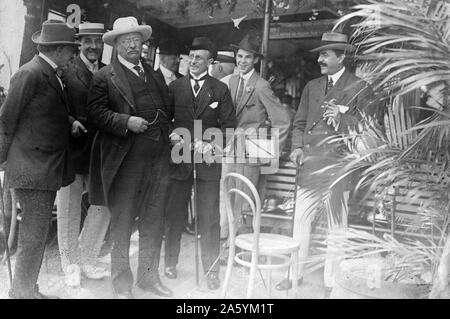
[0,175,13,288]
[192,161,200,287]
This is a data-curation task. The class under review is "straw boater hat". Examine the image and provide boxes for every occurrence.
[102,16,152,46]
[76,22,105,37]
[214,51,235,64]
[310,32,355,53]
[231,34,264,58]
[32,20,79,46]
[190,37,217,59]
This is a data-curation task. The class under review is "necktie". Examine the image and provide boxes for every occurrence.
[325,77,333,94]
[55,68,65,90]
[133,65,146,82]
[235,75,245,105]
[191,74,207,95]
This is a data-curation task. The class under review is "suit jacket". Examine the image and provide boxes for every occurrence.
[0,55,74,190]
[291,69,378,184]
[87,58,171,206]
[63,55,105,174]
[228,71,291,152]
[169,74,236,181]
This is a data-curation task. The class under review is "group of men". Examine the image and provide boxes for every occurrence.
[0,14,377,299]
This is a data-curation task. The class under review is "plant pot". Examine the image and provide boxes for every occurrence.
[330,259,430,299]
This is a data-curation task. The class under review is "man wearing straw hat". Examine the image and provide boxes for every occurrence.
[210,50,236,83]
[0,20,79,298]
[87,16,172,299]
[56,22,111,288]
[285,32,379,291]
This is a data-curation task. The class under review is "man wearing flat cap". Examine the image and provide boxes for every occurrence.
[0,20,79,298]
[164,36,235,290]
[156,37,182,86]
[284,32,380,291]
[87,16,173,299]
[57,22,111,288]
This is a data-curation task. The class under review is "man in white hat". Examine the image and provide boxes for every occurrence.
[0,20,79,299]
[87,16,173,299]
[284,32,380,291]
[209,50,236,83]
[57,22,111,288]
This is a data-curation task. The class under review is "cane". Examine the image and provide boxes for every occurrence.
[192,161,200,287]
[0,175,13,288]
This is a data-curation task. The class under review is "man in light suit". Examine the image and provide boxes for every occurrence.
[219,34,291,239]
[0,20,79,298]
[283,32,379,291]
[87,16,173,299]
[163,37,235,290]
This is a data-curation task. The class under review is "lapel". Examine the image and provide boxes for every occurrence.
[36,56,68,108]
[110,58,136,113]
[194,75,213,118]
[74,56,92,90]
[236,71,257,117]
[229,74,239,107]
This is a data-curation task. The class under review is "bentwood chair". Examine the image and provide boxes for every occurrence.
[220,172,300,299]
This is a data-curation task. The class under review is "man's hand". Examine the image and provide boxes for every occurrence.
[127,116,149,134]
[289,148,305,166]
[170,132,184,146]
[71,120,87,137]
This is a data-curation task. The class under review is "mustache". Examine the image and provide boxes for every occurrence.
[319,63,327,67]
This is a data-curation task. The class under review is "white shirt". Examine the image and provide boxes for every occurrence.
[38,52,64,90]
[329,66,345,86]
[80,51,99,73]
[238,68,255,89]
[117,54,144,78]
[160,64,177,85]
[190,71,208,97]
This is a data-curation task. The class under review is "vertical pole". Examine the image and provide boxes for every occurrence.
[40,0,47,24]
[260,0,271,80]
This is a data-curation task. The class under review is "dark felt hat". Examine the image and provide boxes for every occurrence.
[32,20,79,46]
[158,38,180,55]
[190,37,217,59]
[231,34,263,58]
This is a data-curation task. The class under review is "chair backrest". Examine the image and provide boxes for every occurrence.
[222,172,262,254]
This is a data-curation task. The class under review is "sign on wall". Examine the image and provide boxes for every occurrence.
[270,19,336,39]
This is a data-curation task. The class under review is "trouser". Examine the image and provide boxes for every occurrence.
[219,163,260,238]
[57,174,110,272]
[108,156,168,293]
[11,189,56,297]
[164,175,220,274]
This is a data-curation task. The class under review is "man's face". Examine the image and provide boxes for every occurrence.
[236,49,258,75]
[80,35,103,63]
[188,49,212,76]
[317,50,344,75]
[56,45,76,68]
[116,32,143,64]
[161,54,180,73]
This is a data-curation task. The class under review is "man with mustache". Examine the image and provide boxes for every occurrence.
[285,32,379,291]
[57,22,111,288]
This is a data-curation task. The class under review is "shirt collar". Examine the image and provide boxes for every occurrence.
[160,64,174,78]
[190,71,208,81]
[329,66,345,85]
[80,51,98,72]
[240,68,255,82]
[38,52,58,70]
[117,54,143,72]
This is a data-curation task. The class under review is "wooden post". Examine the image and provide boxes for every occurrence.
[260,0,271,80]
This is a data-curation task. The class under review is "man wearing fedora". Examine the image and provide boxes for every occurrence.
[163,37,235,290]
[87,16,173,299]
[284,32,379,291]
[0,20,79,299]
[57,22,111,288]
[219,34,291,239]
[156,37,182,86]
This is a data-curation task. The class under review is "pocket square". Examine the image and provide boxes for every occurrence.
[209,102,218,109]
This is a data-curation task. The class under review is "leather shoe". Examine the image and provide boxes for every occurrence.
[275,277,303,291]
[114,290,134,299]
[206,273,220,290]
[138,281,173,297]
[9,285,60,299]
[164,266,177,279]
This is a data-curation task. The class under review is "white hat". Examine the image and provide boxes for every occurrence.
[102,16,152,46]
[76,22,105,36]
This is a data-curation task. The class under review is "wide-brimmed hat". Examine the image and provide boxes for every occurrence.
[158,38,180,55]
[310,32,355,53]
[214,51,235,64]
[231,34,264,58]
[32,20,79,46]
[190,37,217,59]
[76,22,105,37]
[103,16,152,46]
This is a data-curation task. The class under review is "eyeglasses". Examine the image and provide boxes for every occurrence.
[119,37,142,46]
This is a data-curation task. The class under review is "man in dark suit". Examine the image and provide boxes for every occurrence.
[0,20,79,299]
[57,22,110,287]
[87,16,172,299]
[164,37,235,290]
[284,32,379,290]
[156,37,182,86]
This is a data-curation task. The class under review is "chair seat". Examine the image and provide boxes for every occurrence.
[235,233,300,255]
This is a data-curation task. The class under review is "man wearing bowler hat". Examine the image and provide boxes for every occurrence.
[284,32,379,291]
[87,16,173,299]
[163,37,235,290]
[57,22,111,288]
[0,20,79,298]
[156,37,182,86]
